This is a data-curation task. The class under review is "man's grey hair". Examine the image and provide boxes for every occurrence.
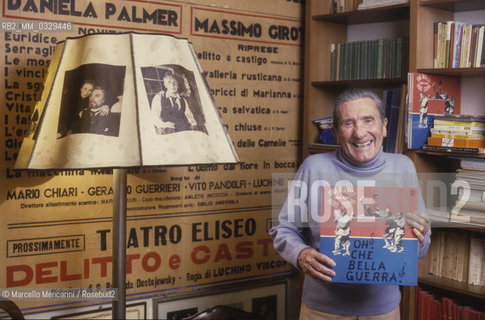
[332,88,384,129]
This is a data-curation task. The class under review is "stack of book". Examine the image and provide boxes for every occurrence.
[449,158,485,225]
[433,21,485,69]
[424,115,485,153]
[357,0,408,10]
[331,0,363,13]
[330,37,409,81]
[415,286,485,320]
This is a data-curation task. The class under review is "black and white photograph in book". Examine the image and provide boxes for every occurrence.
[56,64,126,138]
[141,64,207,135]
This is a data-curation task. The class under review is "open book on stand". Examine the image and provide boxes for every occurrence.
[16,32,238,169]
[320,186,418,285]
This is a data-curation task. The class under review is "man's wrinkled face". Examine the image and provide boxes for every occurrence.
[332,97,387,165]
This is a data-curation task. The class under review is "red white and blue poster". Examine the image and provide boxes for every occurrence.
[407,72,461,149]
[320,186,419,285]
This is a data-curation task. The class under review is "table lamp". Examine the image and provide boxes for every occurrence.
[15,32,239,318]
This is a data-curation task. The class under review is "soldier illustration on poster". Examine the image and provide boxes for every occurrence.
[332,209,352,256]
[418,92,429,128]
[359,193,407,253]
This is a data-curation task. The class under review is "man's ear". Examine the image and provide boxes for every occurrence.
[383,118,388,138]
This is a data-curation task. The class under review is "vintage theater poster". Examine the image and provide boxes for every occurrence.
[320,186,419,285]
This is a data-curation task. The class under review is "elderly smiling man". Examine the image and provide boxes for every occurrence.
[270,88,431,320]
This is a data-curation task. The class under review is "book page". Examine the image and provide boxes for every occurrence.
[132,33,238,166]
[24,33,140,169]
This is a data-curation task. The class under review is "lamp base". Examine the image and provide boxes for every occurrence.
[112,168,127,319]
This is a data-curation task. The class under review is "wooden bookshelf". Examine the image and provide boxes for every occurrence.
[411,0,485,315]
[416,68,485,77]
[313,3,410,24]
[414,148,485,159]
[430,215,485,232]
[303,0,410,158]
[307,143,339,155]
[419,274,485,299]
[419,0,485,12]
[312,77,407,88]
